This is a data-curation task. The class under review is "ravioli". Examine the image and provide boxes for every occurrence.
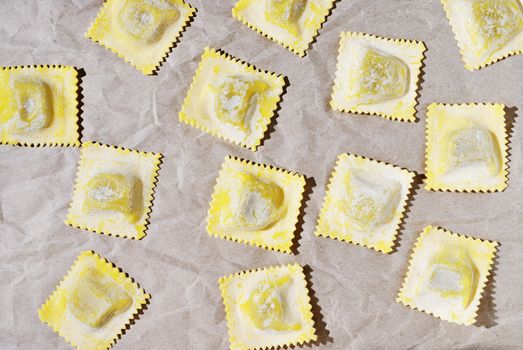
[441,0,523,70]
[315,153,415,253]
[180,48,285,151]
[331,32,426,122]
[219,264,316,349]
[0,65,80,146]
[425,103,508,192]
[86,0,196,74]
[207,156,305,253]
[397,226,497,325]
[39,251,150,350]
[65,142,162,239]
[232,0,336,56]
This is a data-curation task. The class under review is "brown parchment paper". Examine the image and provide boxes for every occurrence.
[1,0,522,349]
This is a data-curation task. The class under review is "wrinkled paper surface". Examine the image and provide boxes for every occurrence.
[1,0,522,349]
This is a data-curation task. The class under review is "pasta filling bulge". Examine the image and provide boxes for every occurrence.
[264,0,307,37]
[7,78,54,134]
[345,169,401,232]
[464,0,523,57]
[83,172,143,223]
[68,267,133,328]
[347,45,410,106]
[222,172,286,231]
[417,247,479,310]
[446,126,501,177]
[115,0,180,44]
[240,274,301,332]
[208,74,268,133]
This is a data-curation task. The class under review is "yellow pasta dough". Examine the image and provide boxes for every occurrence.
[65,141,162,239]
[397,226,497,325]
[331,32,426,122]
[0,65,80,146]
[207,156,305,253]
[39,251,150,350]
[441,0,523,70]
[232,0,336,56]
[315,154,415,253]
[425,103,508,192]
[219,264,316,349]
[86,0,196,74]
[179,48,285,151]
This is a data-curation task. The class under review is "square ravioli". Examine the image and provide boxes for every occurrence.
[331,32,426,122]
[315,154,415,253]
[425,103,508,192]
[39,251,150,350]
[0,65,80,146]
[219,264,316,349]
[397,226,498,325]
[179,48,285,151]
[232,0,336,56]
[207,156,305,253]
[65,141,162,239]
[86,0,196,74]
[441,0,523,70]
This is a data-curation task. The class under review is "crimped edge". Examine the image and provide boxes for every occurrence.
[218,263,317,349]
[314,153,416,254]
[64,141,163,240]
[85,0,197,75]
[396,225,498,326]
[424,102,509,192]
[206,155,306,254]
[440,0,523,71]
[179,47,286,151]
[231,0,337,57]
[330,31,426,122]
[38,250,150,350]
[0,65,82,147]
